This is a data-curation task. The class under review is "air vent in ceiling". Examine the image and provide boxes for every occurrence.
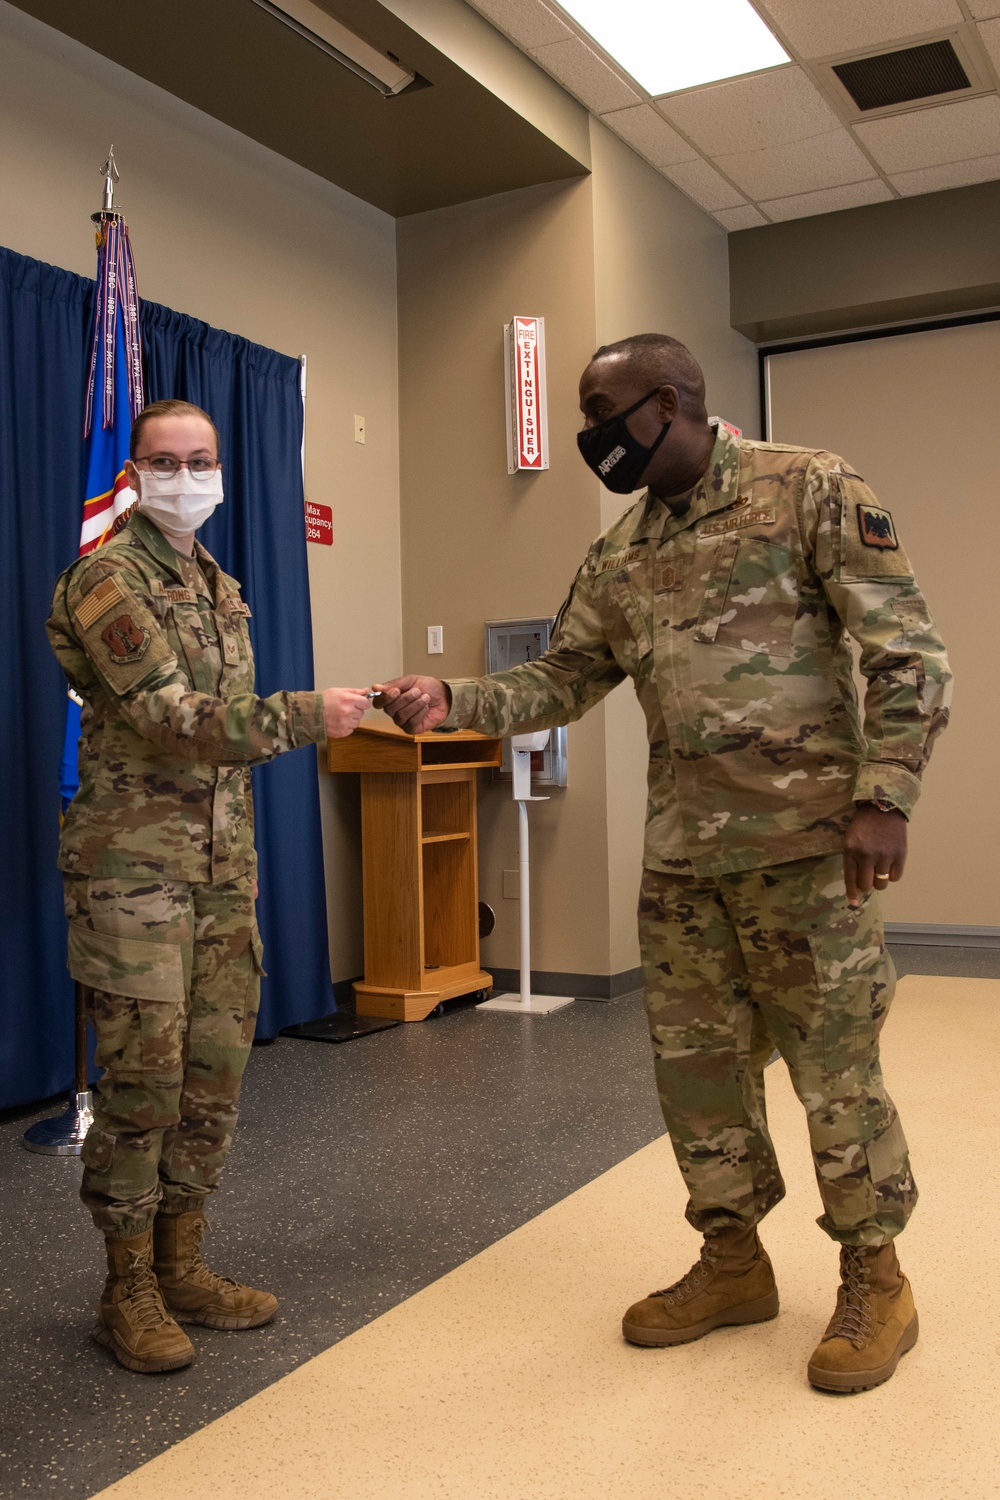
[833,39,970,112]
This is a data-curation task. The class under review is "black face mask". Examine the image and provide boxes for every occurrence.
[577,389,671,494]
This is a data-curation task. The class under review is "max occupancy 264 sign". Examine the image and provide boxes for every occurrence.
[504,316,549,475]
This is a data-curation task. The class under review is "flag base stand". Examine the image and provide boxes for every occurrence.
[23,1091,94,1156]
[477,993,573,1015]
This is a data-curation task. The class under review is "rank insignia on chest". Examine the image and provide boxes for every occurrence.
[101,613,151,665]
[656,562,682,592]
[857,504,898,550]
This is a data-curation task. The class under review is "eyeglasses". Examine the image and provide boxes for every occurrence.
[134,456,221,480]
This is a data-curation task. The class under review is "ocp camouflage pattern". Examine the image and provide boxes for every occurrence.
[638,851,915,1247]
[443,423,952,876]
[47,512,326,882]
[66,873,262,1238]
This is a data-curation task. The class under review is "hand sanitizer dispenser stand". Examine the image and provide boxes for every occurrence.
[478,731,574,1015]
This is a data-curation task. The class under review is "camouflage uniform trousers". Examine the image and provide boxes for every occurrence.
[64,873,262,1239]
[638,851,916,1248]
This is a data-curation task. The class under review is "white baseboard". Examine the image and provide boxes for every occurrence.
[885,923,1000,949]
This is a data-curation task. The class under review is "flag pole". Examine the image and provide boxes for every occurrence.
[23,147,128,1157]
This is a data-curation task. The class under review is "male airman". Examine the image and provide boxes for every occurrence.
[376,333,951,1392]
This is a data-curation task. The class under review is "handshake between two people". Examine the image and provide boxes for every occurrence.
[320,676,449,739]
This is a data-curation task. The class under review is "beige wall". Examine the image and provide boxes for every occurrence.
[397,120,760,980]
[767,324,999,928]
[397,177,612,976]
[729,180,1000,344]
[0,1,402,981]
[589,120,759,972]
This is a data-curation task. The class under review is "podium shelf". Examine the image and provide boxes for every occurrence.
[326,716,501,1021]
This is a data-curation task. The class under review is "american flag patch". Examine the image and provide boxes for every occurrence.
[74,575,124,629]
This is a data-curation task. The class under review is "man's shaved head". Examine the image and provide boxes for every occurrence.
[590,334,707,419]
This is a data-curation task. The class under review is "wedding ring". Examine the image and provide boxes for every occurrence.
[875,872,891,880]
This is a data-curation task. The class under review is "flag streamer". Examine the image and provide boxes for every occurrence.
[83,215,144,440]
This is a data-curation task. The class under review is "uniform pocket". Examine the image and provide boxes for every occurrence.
[712,537,800,659]
[693,537,738,644]
[807,924,882,1073]
[594,571,652,672]
[240,929,266,1045]
[67,921,185,1002]
[81,1125,115,1173]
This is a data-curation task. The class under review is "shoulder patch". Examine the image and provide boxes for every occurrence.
[857,504,898,550]
[101,614,151,666]
[74,575,124,630]
[838,477,913,581]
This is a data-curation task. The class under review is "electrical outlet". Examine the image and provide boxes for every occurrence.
[354,414,366,444]
[427,625,443,654]
[502,869,519,899]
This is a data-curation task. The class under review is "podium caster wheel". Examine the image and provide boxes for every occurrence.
[427,1003,445,1020]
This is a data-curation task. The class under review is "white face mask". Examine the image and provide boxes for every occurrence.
[136,468,224,535]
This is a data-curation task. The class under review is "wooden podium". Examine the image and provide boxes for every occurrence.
[327,720,502,1021]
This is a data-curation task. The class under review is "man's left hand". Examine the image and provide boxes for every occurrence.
[843,804,907,908]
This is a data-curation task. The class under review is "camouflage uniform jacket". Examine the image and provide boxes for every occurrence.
[46,512,325,883]
[443,423,952,878]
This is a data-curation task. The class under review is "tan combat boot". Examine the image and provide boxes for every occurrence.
[807,1242,918,1393]
[622,1224,779,1346]
[92,1231,195,1373]
[154,1210,278,1330]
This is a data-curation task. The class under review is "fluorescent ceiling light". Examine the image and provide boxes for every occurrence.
[250,0,417,96]
[556,0,789,96]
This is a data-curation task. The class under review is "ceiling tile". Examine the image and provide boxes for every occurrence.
[855,94,1000,171]
[713,205,769,230]
[977,18,1000,71]
[464,0,572,49]
[600,104,696,167]
[714,129,877,200]
[755,0,963,60]
[661,159,746,211]
[759,179,894,221]
[889,152,1000,193]
[659,67,840,157]
[530,37,640,114]
[967,0,1000,16]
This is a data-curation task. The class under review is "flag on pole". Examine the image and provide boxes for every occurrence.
[60,151,145,807]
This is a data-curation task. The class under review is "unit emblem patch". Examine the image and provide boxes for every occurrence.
[101,614,151,665]
[857,504,898,550]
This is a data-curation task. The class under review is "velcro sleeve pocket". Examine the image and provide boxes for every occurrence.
[836,477,914,582]
[67,921,186,1002]
[72,572,177,697]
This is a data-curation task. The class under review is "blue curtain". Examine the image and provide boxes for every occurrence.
[141,302,334,1039]
[0,248,334,1110]
[0,249,90,1109]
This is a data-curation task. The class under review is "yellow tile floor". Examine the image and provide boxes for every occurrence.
[93,975,1000,1500]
